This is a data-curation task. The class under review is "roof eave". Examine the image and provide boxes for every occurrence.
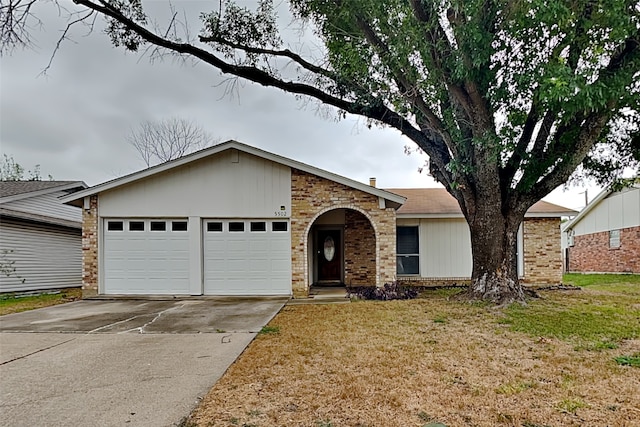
[397,213,464,218]
[562,187,613,231]
[1,181,87,204]
[524,212,576,218]
[398,212,574,219]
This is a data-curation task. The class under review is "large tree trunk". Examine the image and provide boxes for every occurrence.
[464,208,526,305]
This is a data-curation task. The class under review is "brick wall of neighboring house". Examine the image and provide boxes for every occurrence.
[290,169,397,297]
[82,195,99,297]
[522,217,563,284]
[568,226,640,273]
[344,209,376,285]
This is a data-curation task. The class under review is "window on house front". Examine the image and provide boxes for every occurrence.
[172,221,188,231]
[250,221,266,232]
[129,221,145,231]
[396,226,419,275]
[107,221,124,231]
[207,222,223,232]
[150,221,166,231]
[609,229,621,248]
[272,221,288,232]
[229,222,245,232]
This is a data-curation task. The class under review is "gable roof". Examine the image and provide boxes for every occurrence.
[0,181,87,203]
[61,140,406,208]
[388,188,577,218]
[562,182,640,231]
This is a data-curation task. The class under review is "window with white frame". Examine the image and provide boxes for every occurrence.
[396,226,419,275]
[609,229,621,248]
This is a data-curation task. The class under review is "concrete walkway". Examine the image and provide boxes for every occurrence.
[287,286,350,305]
[0,298,286,427]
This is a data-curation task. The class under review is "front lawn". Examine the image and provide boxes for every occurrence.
[187,277,639,427]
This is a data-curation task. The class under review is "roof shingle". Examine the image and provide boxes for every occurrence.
[0,181,82,198]
[386,188,576,216]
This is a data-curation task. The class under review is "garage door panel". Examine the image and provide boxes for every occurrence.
[250,259,269,272]
[204,219,291,295]
[104,219,189,295]
[250,240,268,251]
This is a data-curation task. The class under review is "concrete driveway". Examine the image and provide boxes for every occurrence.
[0,298,287,427]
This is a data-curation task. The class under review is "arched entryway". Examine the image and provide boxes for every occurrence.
[308,208,377,287]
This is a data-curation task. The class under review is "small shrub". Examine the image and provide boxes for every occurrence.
[347,282,419,301]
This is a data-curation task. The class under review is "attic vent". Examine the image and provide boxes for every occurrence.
[231,149,239,163]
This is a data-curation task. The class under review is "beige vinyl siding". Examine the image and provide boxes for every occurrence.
[4,191,82,223]
[573,187,640,236]
[419,218,473,278]
[397,218,525,279]
[0,218,82,292]
[99,149,292,218]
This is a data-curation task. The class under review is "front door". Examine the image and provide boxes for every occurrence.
[316,229,342,283]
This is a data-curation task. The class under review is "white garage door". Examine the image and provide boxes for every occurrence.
[203,219,291,295]
[103,219,190,294]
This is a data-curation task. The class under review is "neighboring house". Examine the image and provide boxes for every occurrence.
[563,183,639,274]
[61,141,574,298]
[389,188,576,285]
[0,181,87,292]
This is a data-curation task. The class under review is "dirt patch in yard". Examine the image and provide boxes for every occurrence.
[188,291,640,427]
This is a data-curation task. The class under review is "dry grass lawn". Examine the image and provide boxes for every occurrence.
[188,285,640,427]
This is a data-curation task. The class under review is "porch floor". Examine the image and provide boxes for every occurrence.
[287,286,349,305]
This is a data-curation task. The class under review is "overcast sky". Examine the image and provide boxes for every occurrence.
[0,1,600,210]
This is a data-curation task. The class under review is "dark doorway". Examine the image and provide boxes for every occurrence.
[316,229,342,283]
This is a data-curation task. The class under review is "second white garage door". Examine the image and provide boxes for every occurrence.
[203,219,291,295]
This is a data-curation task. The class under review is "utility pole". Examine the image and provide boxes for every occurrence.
[579,190,588,207]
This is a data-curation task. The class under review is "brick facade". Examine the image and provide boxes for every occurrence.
[290,169,397,297]
[522,218,563,284]
[82,195,99,297]
[344,209,376,285]
[568,226,640,273]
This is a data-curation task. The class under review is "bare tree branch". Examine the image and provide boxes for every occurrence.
[127,117,217,167]
[0,0,40,55]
